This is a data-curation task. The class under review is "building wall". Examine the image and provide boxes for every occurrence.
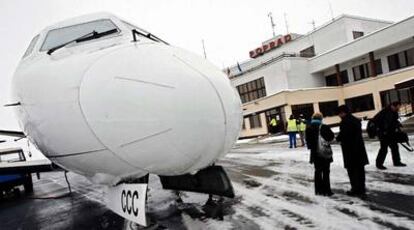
[231,15,395,100]
[229,15,391,76]
[241,113,268,137]
[231,60,289,96]
[239,67,414,138]
[240,87,342,138]
[233,15,414,138]
[286,58,325,89]
[324,39,414,84]
[342,65,414,111]
[231,57,326,102]
[309,15,414,73]
[343,17,393,41]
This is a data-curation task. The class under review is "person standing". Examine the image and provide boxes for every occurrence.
[374,101,407,169]
[298,114,307,147]
[286,115,298,148]
[306,113,334,196]
[336,105,369,198]
[269,117,278,134]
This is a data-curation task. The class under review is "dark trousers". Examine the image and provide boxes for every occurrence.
[288,132,297,148]
[376,138,401,166]
[347,166,366,194]
[299,131,306,146]
[314,159,331,195]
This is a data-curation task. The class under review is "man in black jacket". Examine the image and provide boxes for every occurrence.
[336,105,369,198]
[374,101,407,169]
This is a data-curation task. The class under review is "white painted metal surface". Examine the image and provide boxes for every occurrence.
[106,183,148,226]
[10,12,242,185]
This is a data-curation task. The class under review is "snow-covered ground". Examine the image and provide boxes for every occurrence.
[1,136,413,229]
[219,141,414,230]
[143,139,414,229]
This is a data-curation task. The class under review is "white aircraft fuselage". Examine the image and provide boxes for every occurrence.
[11,13,242,185]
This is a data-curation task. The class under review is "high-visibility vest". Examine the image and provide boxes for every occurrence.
[298,120,306,131]
[269,118,277,127]
[287,119,298,132]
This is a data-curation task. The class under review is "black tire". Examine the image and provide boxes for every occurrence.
[24,174,34,194]
[13,188,20,197]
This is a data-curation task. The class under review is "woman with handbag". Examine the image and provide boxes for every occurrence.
[306,113,335,196]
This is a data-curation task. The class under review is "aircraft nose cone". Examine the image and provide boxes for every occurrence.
[79,44,227,175]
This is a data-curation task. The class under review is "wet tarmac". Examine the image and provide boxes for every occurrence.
[1,141,414,229]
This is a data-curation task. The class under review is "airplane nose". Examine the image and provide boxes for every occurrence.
[79,44,227,175]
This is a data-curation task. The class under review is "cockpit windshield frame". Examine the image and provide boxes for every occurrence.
[39,19,121,52]
[22,34,40,59]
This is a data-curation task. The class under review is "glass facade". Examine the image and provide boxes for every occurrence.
[345,94,375,113]
[236,78,266,103]
[319,101,339,117]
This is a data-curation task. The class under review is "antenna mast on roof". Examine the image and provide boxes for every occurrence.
[201,39,207,59]
[310,20,316,30]
[328,0,334,21]
[267,12,276,37]
[283,12,289,34]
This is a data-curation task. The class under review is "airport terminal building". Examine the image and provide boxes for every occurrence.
[227,14,414,138]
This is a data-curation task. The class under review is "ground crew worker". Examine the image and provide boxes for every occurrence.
[286,115,298,148]
[269,117,278,134]
[298,114,307,147]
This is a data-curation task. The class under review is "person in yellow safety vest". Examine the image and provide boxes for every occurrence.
[269,117,278,134]
[298,114,307,147]
[286,114,298,148]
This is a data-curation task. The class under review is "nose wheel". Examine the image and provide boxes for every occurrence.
[174,191,226,220]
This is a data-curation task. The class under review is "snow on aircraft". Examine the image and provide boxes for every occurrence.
[0,12,242,226]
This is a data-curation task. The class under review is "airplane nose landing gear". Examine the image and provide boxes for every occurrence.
[159,165,235,198]
[161,165,235,221]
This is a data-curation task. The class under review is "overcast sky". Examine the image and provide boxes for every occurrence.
[1,0,414,129]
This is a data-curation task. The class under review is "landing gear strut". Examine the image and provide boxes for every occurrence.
[159,165,234,198]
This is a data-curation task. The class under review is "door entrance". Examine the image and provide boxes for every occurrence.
[264,106,286,134]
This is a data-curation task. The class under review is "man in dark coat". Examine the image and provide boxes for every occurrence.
[374,101,406,169]
[306,112,335,196]
[336,105,369,198]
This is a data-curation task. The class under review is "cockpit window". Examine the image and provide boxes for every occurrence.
[40,19,120,51]
[22,34,39,58]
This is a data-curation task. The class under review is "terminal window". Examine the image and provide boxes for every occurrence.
[319,101,339,117]
[375,59,383,75]
[325,70,349,86]
[249,114,262,129]
[236,78,266,103]
[300,46,315,57]
[352,31,364,39]
[352,63,370,81]
[388,48,414,71]
[352,60,382,81]
[345,94,375,113]
[291,103,314,120]
[380,88,413,115]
